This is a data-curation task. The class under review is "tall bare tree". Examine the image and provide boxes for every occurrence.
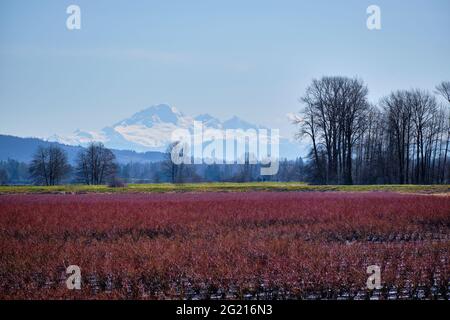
[295,76,369,184]
[293,98,324,182]
[161,141,183,183]
[436,82,450,183]
[76,143,117,185]
[381,90,413,184]
[29,145,71,185]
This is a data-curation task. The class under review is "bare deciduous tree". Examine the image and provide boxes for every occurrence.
[295,76,369,184]
[29,145,71,185]
[295,78,450,185]
[435,81,450,183]
[381,90,413,184]
[161,141,182,183]
[436,81,450,103]
[76,143,117,185]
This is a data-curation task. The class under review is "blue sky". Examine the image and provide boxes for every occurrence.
[1,0,449,138]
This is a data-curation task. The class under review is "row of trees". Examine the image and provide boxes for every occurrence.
[295,77,450,184]
[159,142,305,183]
[157,156,304,183]
[0,159,28,185]
[17,146,304,186]
[28,143,117,186]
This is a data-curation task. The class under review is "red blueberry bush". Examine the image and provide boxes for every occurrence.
[0,192,449,299]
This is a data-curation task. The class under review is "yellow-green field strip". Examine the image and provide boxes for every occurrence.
[1,182,449,194]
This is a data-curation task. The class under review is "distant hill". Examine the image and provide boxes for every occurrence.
[0,134,164,164]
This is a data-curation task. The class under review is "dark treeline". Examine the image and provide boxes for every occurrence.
[0,156,304,185]
[0,159,29,185]
[1,139,306,186]
[294,77,450,185]
[117,157,305,184]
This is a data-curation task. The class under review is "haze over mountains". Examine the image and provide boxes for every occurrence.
[48,104,306,159]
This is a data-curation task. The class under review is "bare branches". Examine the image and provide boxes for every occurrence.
[295,76,369,184]
[435,81,450,103]
[295,78,450,185]
[76,143,117,185]
[29,145,71,186]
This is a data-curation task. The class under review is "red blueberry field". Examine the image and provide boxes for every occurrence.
[0,192,449,300]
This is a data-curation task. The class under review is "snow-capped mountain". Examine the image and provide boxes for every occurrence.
[48,104,307,159]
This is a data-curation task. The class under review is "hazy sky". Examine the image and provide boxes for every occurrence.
[1,0,449,139]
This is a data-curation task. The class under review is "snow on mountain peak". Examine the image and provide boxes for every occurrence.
[48,104,307,158]
[194,114,222,129]
[114,104,185,128]
[223,116,260,130]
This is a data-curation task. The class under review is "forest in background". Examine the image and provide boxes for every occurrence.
[1,77,449,186]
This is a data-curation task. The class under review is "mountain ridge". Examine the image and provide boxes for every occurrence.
[48,104,307,159]
[0,134,164,164]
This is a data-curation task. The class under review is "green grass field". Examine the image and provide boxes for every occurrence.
[0,182,449,194]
